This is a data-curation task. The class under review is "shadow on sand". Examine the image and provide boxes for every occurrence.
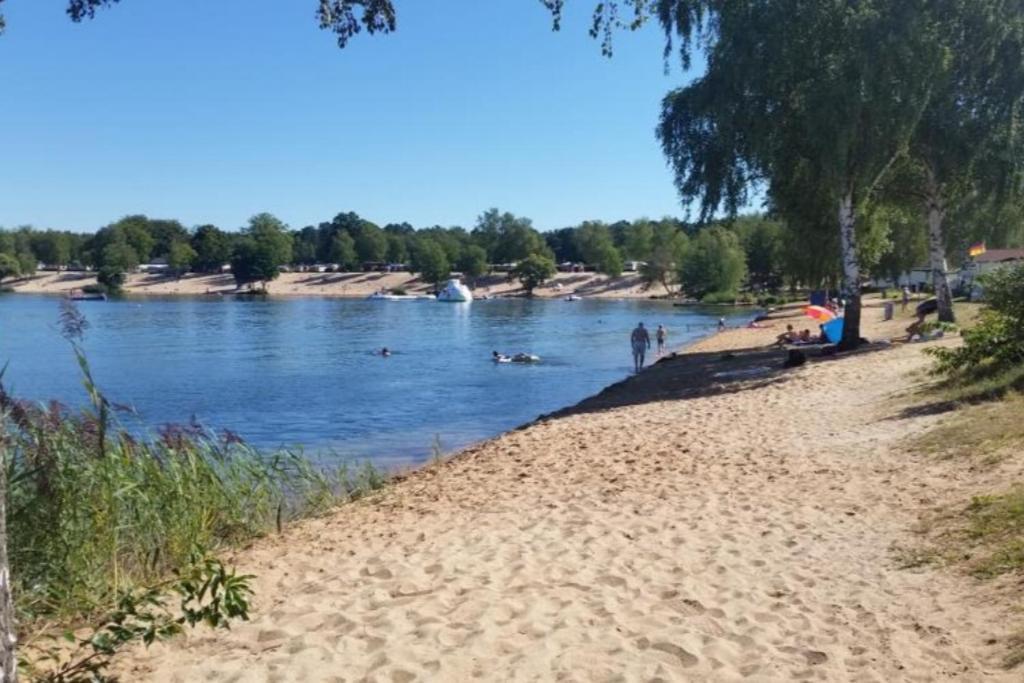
[537,340,894,422]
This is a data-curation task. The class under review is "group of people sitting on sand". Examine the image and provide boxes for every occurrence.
[774,324,829,347]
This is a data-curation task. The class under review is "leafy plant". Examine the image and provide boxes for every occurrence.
[95,267,125,293]
[28,554,252,682]
[928,265,1024,379]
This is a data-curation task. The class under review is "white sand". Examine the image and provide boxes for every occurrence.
[112,308,1019,681]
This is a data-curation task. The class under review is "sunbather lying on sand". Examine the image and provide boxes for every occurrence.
[774,324,799,346]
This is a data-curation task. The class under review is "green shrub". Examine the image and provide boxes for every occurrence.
[700,291,738,304]
[81,283,108,295]
[390,286,408,296]
[96,267,125,293]
[27,554,252,682]
[928,265,1024,378]
[921,320,959,335]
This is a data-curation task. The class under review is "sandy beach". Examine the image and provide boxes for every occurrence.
[111,303,1022,681]
[5,271,655,300]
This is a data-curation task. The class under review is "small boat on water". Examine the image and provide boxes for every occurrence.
[67,288,106,301]
[367,291,433,301]
[436,278,473,302]
[565,294,582,302]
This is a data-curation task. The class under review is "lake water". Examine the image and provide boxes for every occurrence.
[0,295,753,468]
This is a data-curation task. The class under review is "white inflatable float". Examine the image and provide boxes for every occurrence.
[437,278,473,302]
[493,352,541,364]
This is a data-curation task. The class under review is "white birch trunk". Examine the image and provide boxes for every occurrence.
[924,167,955,323]
[838,192,862,348]
[0,451,16,682]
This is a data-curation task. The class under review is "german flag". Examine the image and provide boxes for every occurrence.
[968,242,987,257]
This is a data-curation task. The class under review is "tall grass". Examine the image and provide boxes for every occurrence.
[0,302,385,625]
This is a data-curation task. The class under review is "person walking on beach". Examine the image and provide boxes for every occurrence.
[631,322,651,373]
[656,324,667,356]
[901,285,911,311]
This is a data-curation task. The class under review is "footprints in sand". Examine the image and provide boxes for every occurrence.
[636,638,700,668]
[119,346,1012,682]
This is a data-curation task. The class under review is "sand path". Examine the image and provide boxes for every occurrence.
[121,327,1015,681]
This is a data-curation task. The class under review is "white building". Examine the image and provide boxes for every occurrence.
[137,257,170,274]
[961,249,1024,298]
[623,260,647,273]
[870,266,960,291]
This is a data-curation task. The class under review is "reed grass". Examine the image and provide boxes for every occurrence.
[1,390,384,623]
[0,303,386,625]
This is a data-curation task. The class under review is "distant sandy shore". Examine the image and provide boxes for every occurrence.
[112,302,1020,681]
[4,270,660,300]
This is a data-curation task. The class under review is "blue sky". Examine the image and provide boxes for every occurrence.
[0,0,701,232]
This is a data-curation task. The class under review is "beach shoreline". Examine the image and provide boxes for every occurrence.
[3,270,666,300]
[101,301,1022,681]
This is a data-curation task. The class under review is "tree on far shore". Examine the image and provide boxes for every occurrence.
[353,223,388,263]
[230,213,292,289]
[575,222,623,277]
[167,240,197,278]
[94,240,139,293]
[411,238,450,288]
[328,231,358,271]
[0,253,20,281]
[677,226,746,301]
[456,245,488,282]
[512,254,556,296]
[640,227,688,294]
[191,225,231,273]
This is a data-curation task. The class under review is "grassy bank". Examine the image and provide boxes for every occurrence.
[894,267,1024,668]
[899,394,1024,668]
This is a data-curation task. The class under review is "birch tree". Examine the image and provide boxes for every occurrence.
[0,441,14,681]
[656,1,943,347]
[897,0,1024,323]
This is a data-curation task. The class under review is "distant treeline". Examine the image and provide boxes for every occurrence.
[2,205,1022,300]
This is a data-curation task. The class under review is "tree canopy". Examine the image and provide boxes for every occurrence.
[191,225,232,273]
[677,226,746,300]
[0,253,20,281]
[512,253,557,296]
[410,238,450,287]
[1,1,684,55]
[230,213,293,288]
[657,1,953,345]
